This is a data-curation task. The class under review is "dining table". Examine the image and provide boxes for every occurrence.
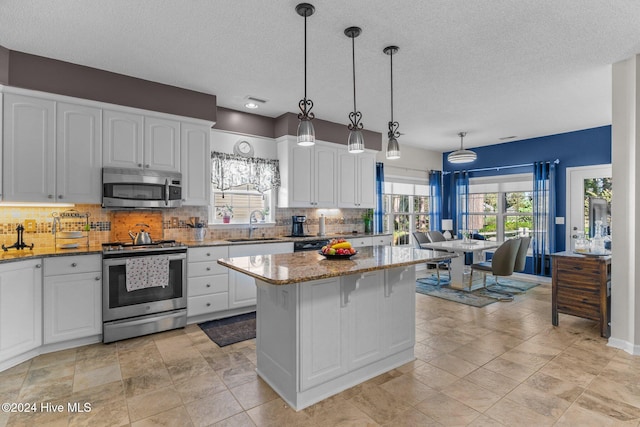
[420,239,501,290]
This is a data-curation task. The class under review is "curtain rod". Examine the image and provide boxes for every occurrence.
[442,159,559,175]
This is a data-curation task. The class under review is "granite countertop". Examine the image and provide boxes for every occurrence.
[0,232,394,264]
[217,246,457,285]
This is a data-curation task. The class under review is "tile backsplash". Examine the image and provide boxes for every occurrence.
[0,204,371,248]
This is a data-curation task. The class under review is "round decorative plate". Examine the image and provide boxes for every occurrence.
[318,250,357,259]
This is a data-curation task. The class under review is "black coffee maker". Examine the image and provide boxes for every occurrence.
[291,215,307,236]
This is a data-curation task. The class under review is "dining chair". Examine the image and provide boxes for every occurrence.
[426,230,447,243]
[513,236,531,273]
[467,238,521,291]
[413,231,450,285]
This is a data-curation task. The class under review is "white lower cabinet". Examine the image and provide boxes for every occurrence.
[0,259,42,362]
[187,246,229,317]
[258,266,416,410]
[228,242,293,309]
[347,236,372,248]
[372,234,393,246]
[43,255,102,344]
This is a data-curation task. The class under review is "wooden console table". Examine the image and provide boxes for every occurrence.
[551,251,611,338]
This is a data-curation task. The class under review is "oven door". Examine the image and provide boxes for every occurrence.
[102,252,187,322]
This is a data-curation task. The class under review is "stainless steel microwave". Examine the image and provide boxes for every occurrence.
[102,167,182,208]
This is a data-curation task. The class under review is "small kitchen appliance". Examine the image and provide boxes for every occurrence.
[291,215,307,237]
[102,167,182,209]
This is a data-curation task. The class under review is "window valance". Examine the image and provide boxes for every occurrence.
[211,151,281,194]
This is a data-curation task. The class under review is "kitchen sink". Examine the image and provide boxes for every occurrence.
[226,237,281,242]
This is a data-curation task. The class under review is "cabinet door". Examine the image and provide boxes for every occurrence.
[358,153,376,208]
[314,145,337,207]
[300,278,348,390]
[181,122,211,205]
[3,94,55,202]
[144,117,180,172]
[0,260,42,361]
[43,272,102,344]
[337,150,358,208]
[384,267,415,355]
[289,144,314,207]
[56,103,102,203]
[346,272,384,370]
[103,110,144,169]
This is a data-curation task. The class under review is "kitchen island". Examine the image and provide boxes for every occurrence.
[218,246,455,410]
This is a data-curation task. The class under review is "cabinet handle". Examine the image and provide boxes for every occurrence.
[206,302,211,307]
[206,267,211,271]
[145,164,150,168]
[35,264,41,268]
[138,163,142,167]
[71,263,77,267]
[58,195,63,199]
[206,283,211,288]
[48,194,54,199]
[206,253,211,256]
[95,276,101,281]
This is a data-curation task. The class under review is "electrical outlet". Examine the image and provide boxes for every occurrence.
[24,219,36,232]
[171,217,179,228]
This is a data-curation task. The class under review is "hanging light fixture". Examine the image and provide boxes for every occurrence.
[345,26,364,153]
[447,132,477,164]
[384,45,400,160]
[295,3,316,146]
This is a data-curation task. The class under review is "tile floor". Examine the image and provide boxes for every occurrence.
[1,279,639,426]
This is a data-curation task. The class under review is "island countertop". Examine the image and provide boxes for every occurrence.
[217,245,457,285]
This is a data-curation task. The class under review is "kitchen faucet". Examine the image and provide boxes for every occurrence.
[249,210,262,239]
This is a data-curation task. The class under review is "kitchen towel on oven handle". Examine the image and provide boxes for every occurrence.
[125,256,169,291]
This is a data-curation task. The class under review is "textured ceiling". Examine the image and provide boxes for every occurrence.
[1,0,639,152]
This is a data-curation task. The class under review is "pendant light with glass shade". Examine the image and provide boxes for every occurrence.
[345,26,364,153]
[447,132,477,164]
[295,3,316,146]
[384,45,400,159]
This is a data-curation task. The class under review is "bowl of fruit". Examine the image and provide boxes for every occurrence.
[319,239,357,259]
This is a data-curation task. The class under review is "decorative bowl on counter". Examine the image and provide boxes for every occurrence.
[318,250,358,259]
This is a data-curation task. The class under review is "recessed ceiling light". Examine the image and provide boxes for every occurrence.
[245,102,259,109]
[244,96,267,110]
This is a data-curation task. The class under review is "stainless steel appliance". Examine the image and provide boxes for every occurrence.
[102,167,182,209]
[293,239,329,252]
[291,215,308,237]
[102,240,187,343]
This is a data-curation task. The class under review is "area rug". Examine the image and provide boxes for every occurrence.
[199,312,256,347]
[416,275,540,307]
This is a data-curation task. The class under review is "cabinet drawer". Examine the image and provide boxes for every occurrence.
[188,275,228,297]
[188,293,228,317]
[44,255,101,276]
[556,286,599,307]
[372,235,392,246]
[555,258,603,277]
[188,246,228,263]
[348,237,372,248]
[188,260,228,277]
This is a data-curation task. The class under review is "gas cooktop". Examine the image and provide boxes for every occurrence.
[102,240,187,254]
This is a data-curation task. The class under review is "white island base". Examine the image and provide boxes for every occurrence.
[254,266,416,411]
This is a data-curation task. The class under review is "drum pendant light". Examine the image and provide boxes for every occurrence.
[296,3,316,146]
[447,132,477,164]
[384,45,400,160]
[345,26,364,154]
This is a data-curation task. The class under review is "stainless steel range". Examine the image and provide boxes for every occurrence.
[102,240,187,343]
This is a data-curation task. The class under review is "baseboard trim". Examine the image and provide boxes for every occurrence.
[607,337,640,355]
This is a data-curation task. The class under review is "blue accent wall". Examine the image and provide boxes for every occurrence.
[442,125,611,253]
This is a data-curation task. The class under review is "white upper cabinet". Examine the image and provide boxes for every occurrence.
[337,150,376,209]
[278,137,337,208]
[144,116,180,172]
[180,122,211,206]
[3,94,102,203]
[56,102,102,203]
[103,111,180,172]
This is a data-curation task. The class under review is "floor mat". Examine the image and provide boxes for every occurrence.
[199,312,256,347]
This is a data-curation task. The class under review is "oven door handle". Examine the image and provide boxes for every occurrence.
[164,179,169,206]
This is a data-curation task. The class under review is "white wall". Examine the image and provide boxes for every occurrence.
[376,144,443,181]
[210,129,278,159]
[610,55,640,355]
